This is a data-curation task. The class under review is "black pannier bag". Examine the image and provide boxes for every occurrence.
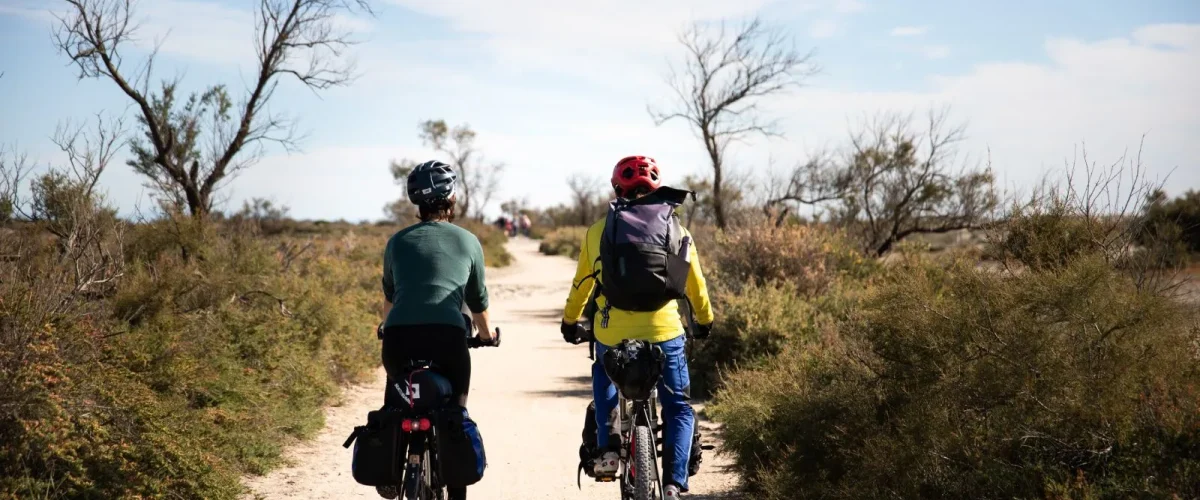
[435,405,487,488]
[343,409,402,486]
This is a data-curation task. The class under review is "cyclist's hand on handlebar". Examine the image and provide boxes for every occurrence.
[560,320,588,345]
[693,322,713,340]
[376,322,385,340]
[468,328,501,348]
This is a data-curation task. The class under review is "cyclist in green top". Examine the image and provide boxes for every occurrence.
[377,160,495,499]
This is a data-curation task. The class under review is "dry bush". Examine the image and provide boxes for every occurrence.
[714,252,1200,499]
[688,219,874,397]
[711,154,1200,499]
[1139,189,1200,266]
[1,201,381,498]
[709,220,873,297]
[538,226,588,259]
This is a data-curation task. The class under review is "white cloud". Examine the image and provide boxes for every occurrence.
[759,23,1200,195]
[809,19,839,38]
[923,45,951,59]
[890,25,927,36]
[138,0,257,68]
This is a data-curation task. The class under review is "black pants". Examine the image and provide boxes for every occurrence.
[381,324,471,500]
[382,323,472,408]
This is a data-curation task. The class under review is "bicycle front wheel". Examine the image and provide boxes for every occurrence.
[632,425,657,500]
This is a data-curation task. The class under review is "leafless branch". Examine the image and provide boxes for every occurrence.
[1,144,35,220]
[232,289,292,317]
[649,17,818,228]
[50,113,127,198]
[55,0,374,218]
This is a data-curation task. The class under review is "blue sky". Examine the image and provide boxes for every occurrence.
[1,0,1198,221]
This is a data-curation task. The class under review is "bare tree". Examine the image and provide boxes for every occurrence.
[789,110,998,256]
[566,174,606,226]
[54,0,373,218]
[649,18,818,228]
[27,114,127,296]
[500,197,530,218]
[0,145,33,224]
[415,120,504,220]
[383,158,418,222]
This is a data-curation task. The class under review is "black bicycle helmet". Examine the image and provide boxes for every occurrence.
[407,160,457,205]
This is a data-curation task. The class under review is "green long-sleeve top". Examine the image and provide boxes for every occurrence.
[382,221,489,331]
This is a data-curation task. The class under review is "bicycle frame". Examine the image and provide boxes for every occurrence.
[401,425,443,500]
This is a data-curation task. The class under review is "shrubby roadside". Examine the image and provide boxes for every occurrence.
[707,174,1200,498]
[0,175,509,499]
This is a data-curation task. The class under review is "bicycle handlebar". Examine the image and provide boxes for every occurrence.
[467,327,501,348]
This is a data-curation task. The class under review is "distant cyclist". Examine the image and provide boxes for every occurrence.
[560,156,715,498]
[379,160,495,500]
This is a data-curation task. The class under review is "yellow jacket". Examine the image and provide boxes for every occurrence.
[562,217,715,346]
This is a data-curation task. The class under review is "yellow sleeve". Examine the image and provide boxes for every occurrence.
[683,229,715,325]
[562,225,596,323]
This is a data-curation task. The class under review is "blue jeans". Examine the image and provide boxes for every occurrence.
[593,335,694,490]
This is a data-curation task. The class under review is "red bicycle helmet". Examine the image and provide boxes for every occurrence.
[611,155,661,198]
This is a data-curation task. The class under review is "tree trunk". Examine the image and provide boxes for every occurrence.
[705,131,727,229]
[459,182,472,219]
[185,184,207,218]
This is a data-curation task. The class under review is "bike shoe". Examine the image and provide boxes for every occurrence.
[375,485,398,499]
[593,451,620,477]
[665,484,683,498]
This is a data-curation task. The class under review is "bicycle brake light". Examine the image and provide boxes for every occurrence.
[418,418,431,431]
[401,419,414,432]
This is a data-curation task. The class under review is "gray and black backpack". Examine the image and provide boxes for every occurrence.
[590,186,693,317]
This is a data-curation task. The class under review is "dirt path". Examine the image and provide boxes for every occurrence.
[243,237,741,499]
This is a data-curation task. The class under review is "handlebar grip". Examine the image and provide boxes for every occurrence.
[467,328,501,348]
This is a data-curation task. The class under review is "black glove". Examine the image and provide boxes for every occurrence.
[376,322,385,340]
[561,320,585,345]
[693,322,713,340]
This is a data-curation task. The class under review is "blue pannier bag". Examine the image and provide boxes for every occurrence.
[435,405,486,487]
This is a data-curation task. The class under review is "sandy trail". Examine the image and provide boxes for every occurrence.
[243,238,741,499]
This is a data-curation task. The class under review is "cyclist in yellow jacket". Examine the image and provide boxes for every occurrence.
[560,156,715,498]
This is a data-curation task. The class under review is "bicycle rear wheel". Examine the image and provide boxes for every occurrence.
[404,449,443,500]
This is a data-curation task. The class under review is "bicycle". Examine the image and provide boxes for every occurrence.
[358,326,500,500]
[602,340,663,500]
[581,300,709,500]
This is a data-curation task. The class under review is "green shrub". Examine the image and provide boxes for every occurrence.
[688,221,873,397]
[1139,189,1200,265]
[539,226,588,259]
[712,251,1200,499]
[526,223,549,240]
[689,281,855,397]
[0,211,381,498]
